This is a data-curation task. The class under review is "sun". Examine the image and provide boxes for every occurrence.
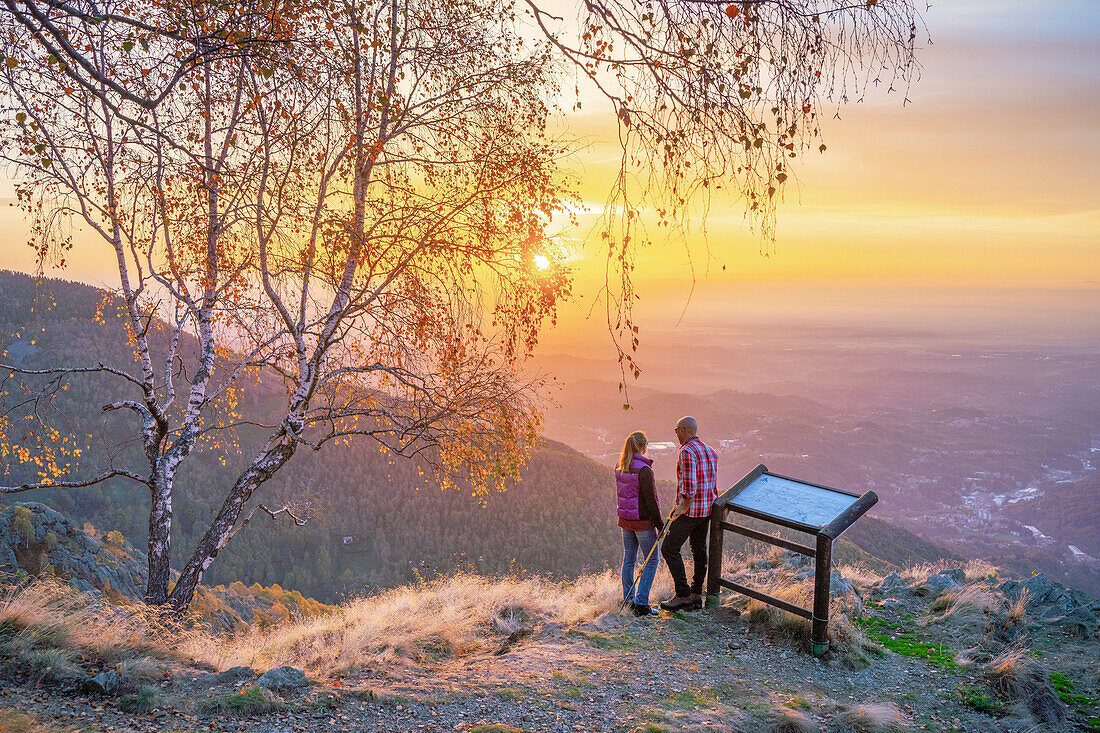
[533,254,550,271]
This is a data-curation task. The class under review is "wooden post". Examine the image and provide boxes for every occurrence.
[811,533,833,655]
[706,503,727,607]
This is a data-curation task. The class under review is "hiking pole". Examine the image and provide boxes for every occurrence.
[621,507,678,612]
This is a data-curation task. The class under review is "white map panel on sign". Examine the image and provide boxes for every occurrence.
[729,474,858,527]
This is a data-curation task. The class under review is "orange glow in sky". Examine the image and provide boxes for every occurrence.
[1,1,1097,351]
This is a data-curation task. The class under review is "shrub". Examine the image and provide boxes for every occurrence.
[11,507,33,548]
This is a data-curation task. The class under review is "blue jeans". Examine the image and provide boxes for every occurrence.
[622,528,659,606]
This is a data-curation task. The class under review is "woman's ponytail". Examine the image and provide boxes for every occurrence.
[616,431,648,472]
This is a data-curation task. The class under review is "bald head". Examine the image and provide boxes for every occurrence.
[675,416,698,445]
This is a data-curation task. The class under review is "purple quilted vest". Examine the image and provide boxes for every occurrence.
[615,454,653,521]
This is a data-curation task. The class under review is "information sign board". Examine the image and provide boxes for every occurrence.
[728,473,860,529]
[706,464,878,655]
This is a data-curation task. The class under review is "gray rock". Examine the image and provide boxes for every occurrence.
[945,568,967,584]
[916,572,960,598]
[1053,607,1098,639]
[781,551,812,570]
[68,578,97,595]
[880,598,905,611]
[878,572,907,594]
[255,666,313,692]
[215,666,257,684]
[1021,573,1058,603]
[82,670,121,695]
[1002,574,1095,621]
[830,570,856,598]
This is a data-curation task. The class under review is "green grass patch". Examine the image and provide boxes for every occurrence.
[668,687,720,709]
[495,686,528,700]
[633,723,670,733]
[955,684,1006,716]
[549,671,590,699]
[853,616,956,668]
[196,685,288,716]
[1086,717,1100,732]
[119,686,160,713]
[566,629,641,650]
[783,693,811,710]
[1050,673,1098,711]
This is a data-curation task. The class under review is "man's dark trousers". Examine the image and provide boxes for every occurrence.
[661,513,710,598]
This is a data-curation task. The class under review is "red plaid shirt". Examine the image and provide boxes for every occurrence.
[676,436,719,517]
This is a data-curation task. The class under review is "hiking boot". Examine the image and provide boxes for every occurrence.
[632,603,656,617]
[659,596,694,612]
[690,594,704,610]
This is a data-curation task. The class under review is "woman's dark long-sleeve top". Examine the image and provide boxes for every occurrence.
[618,466,664,532]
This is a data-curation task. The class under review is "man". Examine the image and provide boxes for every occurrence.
[659,415,719,612]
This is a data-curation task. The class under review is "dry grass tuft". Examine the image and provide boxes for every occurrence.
[961,559,998,582]
[117,657,170,683]
[0,709,57,733]
[765,707,818,733]
[836,563,884,594]
[744,578,813,639]
[982,646,1066,726]
[982,647,1037,700]
[0,577,213,676]
[929,584,998,623]
[211,571,630,677]
[899,560,957,584]
[837,702,909,731]
[1006,589,1029,625]
[901,559,997,585]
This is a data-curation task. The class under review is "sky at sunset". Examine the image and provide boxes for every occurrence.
[1,0,1097,354]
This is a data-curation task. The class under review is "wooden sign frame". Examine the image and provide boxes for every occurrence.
[706,464,878,655]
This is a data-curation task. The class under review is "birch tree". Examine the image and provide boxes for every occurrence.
[0,0,922,609]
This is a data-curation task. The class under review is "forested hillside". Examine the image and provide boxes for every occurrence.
[1,271,958,601]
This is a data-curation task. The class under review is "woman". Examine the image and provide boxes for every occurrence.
[615,431,663,617]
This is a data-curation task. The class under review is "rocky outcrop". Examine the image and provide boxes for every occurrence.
[0,503,333,634]
[999,573,1100,639]
[915,569,965,598]
[0,502,147,601]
